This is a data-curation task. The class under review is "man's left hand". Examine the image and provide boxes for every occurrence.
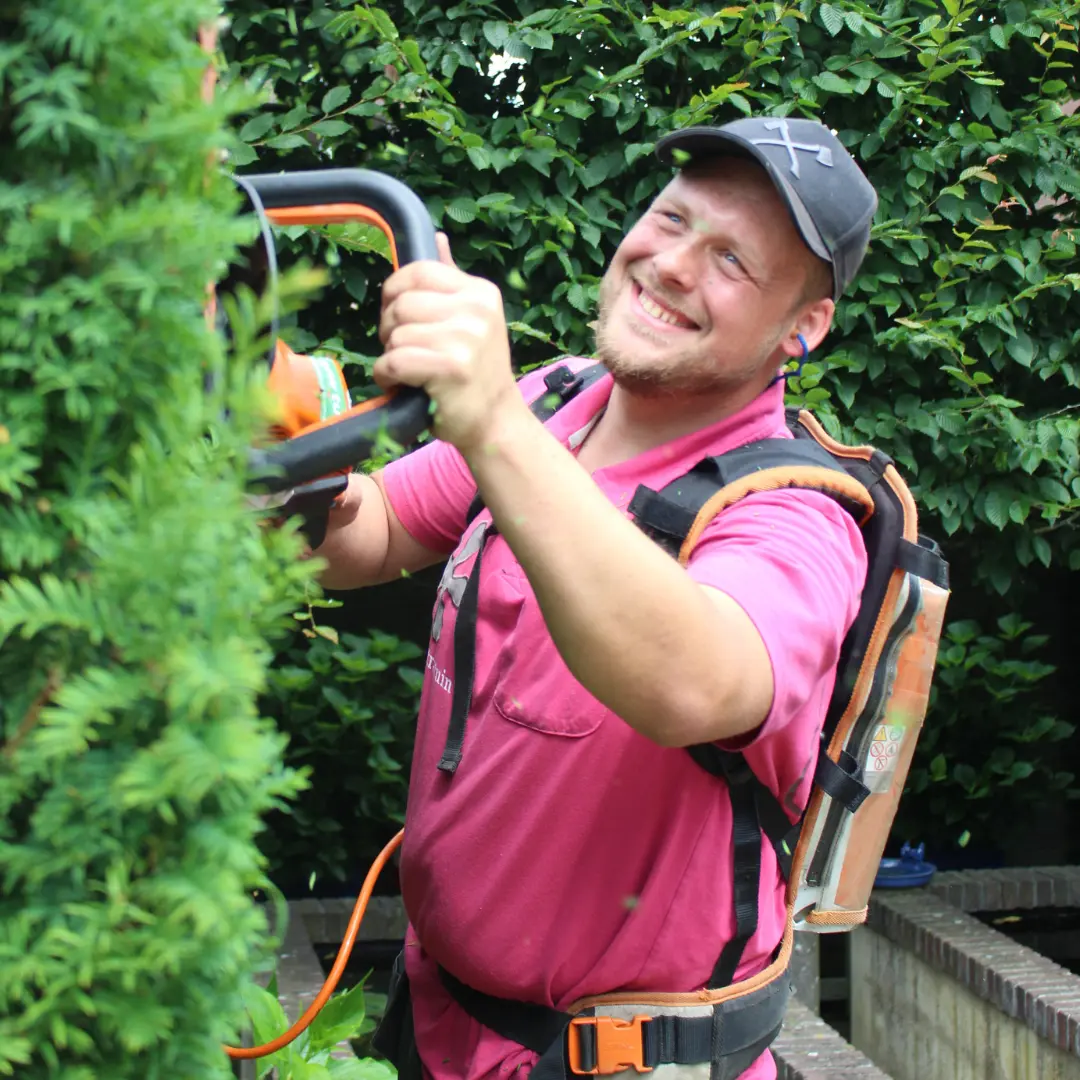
[375,234,523,453]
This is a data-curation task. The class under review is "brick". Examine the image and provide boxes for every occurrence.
[1018,876,1037,908]
[1069,1012,1080,1055]
[1031,870,1057,907]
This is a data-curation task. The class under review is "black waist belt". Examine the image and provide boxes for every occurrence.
[437,964,790,1080]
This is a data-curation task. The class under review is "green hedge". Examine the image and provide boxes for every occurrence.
[0,2,313,1075]
[221,0,1080,866]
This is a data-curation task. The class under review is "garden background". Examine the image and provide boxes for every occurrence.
[222,0,1080,888]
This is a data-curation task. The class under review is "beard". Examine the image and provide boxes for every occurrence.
[593,267,786,400]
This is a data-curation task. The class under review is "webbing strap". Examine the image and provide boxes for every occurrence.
[438,966,568,1054]
[437,520,495,774]
[450,361,608,772]
[641,1014,713,1066]
[897,535,950,590]
[465,361,607,528]
[626,487,697,553]
[687,742,798,884]
[709,754,761,989]
[814,746,870,814]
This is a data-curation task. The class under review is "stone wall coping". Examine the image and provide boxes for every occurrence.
[868,883,1080,1058]
[928,864,1080,912]
[773,998,893,1080]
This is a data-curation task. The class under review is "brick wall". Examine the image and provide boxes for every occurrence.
[852,869,1080,1079]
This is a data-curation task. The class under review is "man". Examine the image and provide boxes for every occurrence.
[316,117,878,1080]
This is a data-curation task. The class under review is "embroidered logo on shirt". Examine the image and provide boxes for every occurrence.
[425,650,453,695]
[431,519,490,642]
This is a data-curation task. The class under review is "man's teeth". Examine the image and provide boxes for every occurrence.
[639,288,691,327]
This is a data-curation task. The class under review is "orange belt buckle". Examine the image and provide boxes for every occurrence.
[568,1016,653,1075]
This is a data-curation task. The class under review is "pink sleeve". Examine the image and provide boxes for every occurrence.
[686,489,868,738]
[379,365,570,553]
[380,438,477,554]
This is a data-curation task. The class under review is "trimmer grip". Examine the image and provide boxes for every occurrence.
[249,387,429,493]
[242,168,439,264]
[241,168,438,490]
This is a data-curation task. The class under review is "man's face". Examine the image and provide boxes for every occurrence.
[594,157,828,398]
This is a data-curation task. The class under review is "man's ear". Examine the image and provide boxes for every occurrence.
[780,296,835,358]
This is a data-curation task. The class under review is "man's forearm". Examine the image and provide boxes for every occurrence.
[462,402,771,746]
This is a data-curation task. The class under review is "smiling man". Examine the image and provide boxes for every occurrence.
[315,117,878,1080]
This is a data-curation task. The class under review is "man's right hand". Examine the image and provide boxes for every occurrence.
[325,473,365,533]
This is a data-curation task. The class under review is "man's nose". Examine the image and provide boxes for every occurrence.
[651,239,698,292]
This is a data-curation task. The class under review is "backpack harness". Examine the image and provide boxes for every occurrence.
[417,362,950,1080]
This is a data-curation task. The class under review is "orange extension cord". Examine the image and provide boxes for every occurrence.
[224,829,404,1060]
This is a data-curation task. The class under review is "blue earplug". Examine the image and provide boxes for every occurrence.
[770,333,810,388]
[794,332,809,378]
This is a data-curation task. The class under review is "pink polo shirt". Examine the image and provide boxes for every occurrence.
[380,361,866,1080]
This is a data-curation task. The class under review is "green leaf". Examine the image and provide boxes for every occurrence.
[229,143,259,167]
[322,86,351,113]
[239,113,276,142]
[813,72,855,95]
[369,6,398,40]
[819,3,844,36]
[311,120,352,137]
[1036,477,1071,504]
[1005,332,1034,368]
[967,82,992,120]
[401,39,427,75]
[483,20,509,48]
[266,133,309,150]
[522,29,554,50]
[989,23,1008,48]
[466,146,491,170]
[1032,535,1052,568]
[983,489,1011,529]
[953,763,977,789]
[446,198,477,223]
[327,1058,397,1080]
[242,983,291,1075]
[308,983,370,1053]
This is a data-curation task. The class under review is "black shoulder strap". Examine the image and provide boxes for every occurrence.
[445,362,608,771]
[465,361,607,527]
[628,437,852,557]
[687,744,800,987]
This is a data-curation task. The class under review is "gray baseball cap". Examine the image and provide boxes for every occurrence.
[655,117,878,299]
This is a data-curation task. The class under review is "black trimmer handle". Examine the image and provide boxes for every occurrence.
[246,391,430,492]
[244,168,438,493]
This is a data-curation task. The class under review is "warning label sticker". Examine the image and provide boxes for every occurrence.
[865,723,905,793]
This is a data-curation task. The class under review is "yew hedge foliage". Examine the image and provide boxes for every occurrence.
[222,0,1080,856]
[0,1,314,1075]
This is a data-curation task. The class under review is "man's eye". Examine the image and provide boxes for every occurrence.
[722,251,742,268]
[660,210,682,225]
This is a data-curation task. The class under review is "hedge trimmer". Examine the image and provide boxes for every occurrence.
[235,167,438,548]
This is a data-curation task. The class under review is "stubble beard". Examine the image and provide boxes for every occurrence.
[593,268,785,400]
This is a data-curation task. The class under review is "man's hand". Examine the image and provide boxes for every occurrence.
[374,234,526,453]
